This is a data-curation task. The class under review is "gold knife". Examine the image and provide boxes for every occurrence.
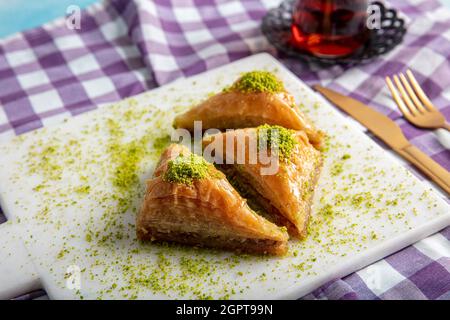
[314,85,450,195]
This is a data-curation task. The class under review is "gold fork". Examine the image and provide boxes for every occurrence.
[386,70,450,131]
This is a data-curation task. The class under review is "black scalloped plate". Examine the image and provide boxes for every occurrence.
[262,0,406,66]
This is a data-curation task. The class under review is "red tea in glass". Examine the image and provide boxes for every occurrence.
[291,0,369,58]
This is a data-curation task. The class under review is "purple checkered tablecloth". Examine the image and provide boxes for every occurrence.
[0,0,449,300]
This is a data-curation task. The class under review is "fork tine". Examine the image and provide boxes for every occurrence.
[406,70,436,111]
[386,76,413,117]
[393,74,420,116]
[398,73,427,113]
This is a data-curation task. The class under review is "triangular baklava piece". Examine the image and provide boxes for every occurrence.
[202,125,322,238]
[137,144,289,255]
[174,71,324,149]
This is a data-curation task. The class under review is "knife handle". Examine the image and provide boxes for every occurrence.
[397,144,450,195]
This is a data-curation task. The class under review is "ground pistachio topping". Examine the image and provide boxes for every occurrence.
[164,153,213,185]
[224,71,285,94]
[257,124,297,161]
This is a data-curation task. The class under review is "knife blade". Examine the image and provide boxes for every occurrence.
[314,85,450,195]
[314,85,410,150]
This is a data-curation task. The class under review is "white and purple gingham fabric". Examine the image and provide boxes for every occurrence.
[1,0,450,300]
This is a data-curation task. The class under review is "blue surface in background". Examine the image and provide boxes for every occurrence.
[0,0,100,38]
[0,0,449,38]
